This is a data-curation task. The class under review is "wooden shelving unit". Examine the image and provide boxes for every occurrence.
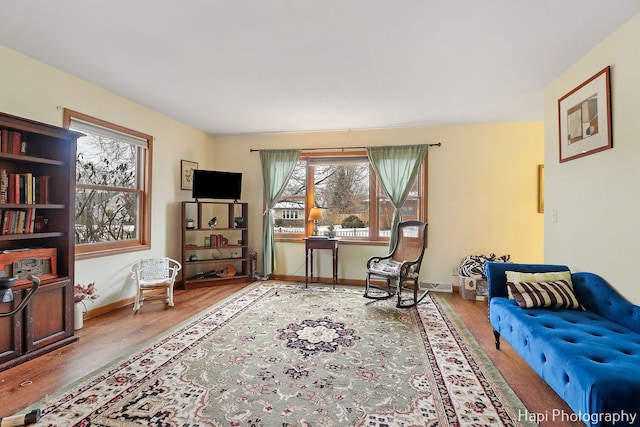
[0,111,81,371]
[181,201,249,289]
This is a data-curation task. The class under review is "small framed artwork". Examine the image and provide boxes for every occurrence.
[537,165,544,213]
[558,66,612,163]
[181,160,198,190]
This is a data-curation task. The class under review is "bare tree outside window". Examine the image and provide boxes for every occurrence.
[75,134,139,243]
[314,161,370,237]
[273,154,424,241]
[64,109,151,259]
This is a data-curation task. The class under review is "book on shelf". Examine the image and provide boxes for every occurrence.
[0,129,27,155]
[1,173,51,204]
[0,129,8,153]
[0,169,7,204]
[0,208,36,234]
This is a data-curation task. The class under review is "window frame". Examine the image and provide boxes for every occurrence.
[63,109,152,259]
[275,150,427,244]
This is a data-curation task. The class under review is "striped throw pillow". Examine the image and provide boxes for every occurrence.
[505,270,572,300]
[506,279,583,310]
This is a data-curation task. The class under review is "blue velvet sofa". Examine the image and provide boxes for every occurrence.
[485,262,640,427]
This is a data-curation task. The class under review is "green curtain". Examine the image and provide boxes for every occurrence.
[260,149,301,277]
[366,144,428,251]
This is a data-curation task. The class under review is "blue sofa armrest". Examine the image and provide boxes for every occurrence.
[572,272,640,334]
[485,262,570,299]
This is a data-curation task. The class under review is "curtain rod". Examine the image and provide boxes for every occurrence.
[249,142,441,152]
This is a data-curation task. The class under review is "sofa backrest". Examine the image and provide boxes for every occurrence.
[485,262,640,334]
[485,262,570,299]
[572,272,640,334]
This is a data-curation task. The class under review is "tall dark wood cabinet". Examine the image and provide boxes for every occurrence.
[181,201,249,288]
[0,111,80,371]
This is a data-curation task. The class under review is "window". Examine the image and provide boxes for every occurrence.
[274,152,425,241]
[64,109,151,259]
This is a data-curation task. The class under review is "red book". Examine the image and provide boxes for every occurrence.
[10,131,21,155]
[8,173,18,204]
[0,129,8,153]
[37,176,51,204]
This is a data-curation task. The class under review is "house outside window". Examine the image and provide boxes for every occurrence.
[282,209,300,219]
[275,152,425,242]
[64,109,151,259]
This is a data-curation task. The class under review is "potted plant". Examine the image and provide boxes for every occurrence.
[74,283,99,330]
[185,218,195,229]
[327,224,336,238]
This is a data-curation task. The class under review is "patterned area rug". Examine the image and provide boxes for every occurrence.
[29,282,536,426]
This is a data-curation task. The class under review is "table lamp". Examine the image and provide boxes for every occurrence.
[308,207,324,236]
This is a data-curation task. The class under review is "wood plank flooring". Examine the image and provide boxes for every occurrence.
[0,283,582,426]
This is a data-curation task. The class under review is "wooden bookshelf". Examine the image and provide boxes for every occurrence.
[181,201,249,289]
[0,111,81,371]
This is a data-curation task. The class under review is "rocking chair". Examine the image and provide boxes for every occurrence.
[364,220,428,308]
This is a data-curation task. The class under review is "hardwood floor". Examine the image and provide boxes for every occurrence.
[0,283,582,426]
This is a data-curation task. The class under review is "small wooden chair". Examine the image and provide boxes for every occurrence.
[131,257,181,313]
[364,220,428,308]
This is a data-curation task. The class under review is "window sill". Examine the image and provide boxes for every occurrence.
[76,242,150,260]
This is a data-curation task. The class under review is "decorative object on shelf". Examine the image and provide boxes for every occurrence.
[34,216,49,232]
[209,234,228,247]
[180,160,198,190]
[208,217,217,229]
[189,255,198,261]
[74,282,99,330]
[212,249,223,260]
[308,207,323,236]
[234,217,245,228]
[185,218,195,229]
[231,252,238,258]
[558,66,612,163]
[327,224,336,238]
[0,248,57,284]
[215,264,236,277]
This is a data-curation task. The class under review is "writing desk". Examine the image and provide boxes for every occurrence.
[304,237,339,288]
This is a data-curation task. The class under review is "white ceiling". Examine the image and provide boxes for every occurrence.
[1,1,638,135]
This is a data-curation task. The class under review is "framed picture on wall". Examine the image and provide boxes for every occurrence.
[181,160,198,190]
[538,165,544,213]
[558,66,612,163]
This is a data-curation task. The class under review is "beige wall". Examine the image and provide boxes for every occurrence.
[0,42,545,308]
[0,45,216,310]
[213,122,544,286]
[544,12,640,303]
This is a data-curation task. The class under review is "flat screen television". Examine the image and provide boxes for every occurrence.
[192,170,242,201]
